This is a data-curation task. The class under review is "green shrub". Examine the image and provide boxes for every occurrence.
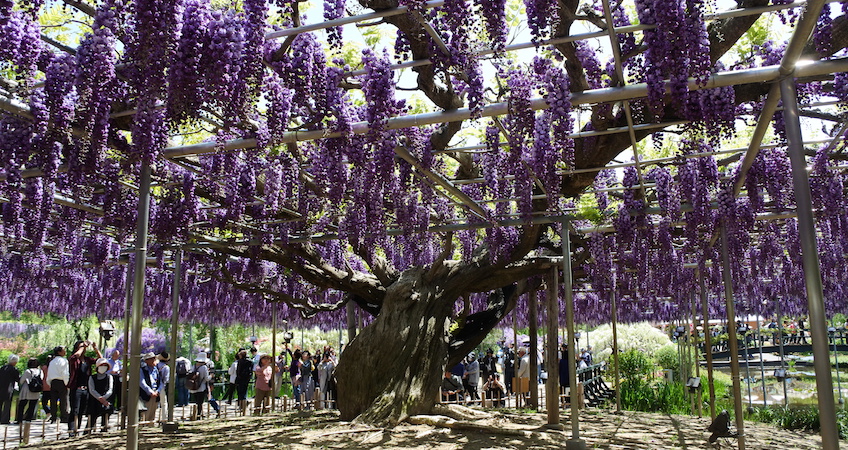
[655,344,680,372]
[619,349,652,379]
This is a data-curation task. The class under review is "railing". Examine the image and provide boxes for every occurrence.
[438,363,615,410]
[0,387,336,449]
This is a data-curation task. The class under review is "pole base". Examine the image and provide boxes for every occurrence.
[544,423,564,431]
[565,438,587,450]
[162,422,180,433]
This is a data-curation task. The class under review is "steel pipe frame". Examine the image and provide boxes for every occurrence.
[561,218,587,450]
[528,287,539,410]
[611,278,622,413]
[780,76,840,449]
[126,161,152,450]
[167,249,182,425]
[720,225,747,450]
[546,266,561,425]
[161,58,848,159]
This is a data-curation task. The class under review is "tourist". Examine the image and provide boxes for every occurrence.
[68,340,102,434]
[290,349,303,408]
[223,352,238,405]
[46,346,70,424]
[157,351,171,413]
[106,349,122,411]
[503,343,515,394]
[464,353,480,403]
[40,356,52,419]
[515,347,531,405]
[17,358,41,423]
[558,344,571,401]
[480,348,497,381]
[0,354,18,424]
[250,347,260,367]
[275,346,290,398]
[299,351,315,409]
[188,352,210,419]
[441,371,463,403]
[483,373,506,407]
[87,358,114,433]
[253,354,276,415]
[318,352,336,409]
[174,355,191,407]
[202,355,221,416]
[235,350,253,413]
[139,352,160,425]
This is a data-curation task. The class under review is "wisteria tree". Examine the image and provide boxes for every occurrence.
[0,0,846,425]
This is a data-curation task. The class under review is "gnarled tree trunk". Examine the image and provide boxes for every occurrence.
[335,267,459,425]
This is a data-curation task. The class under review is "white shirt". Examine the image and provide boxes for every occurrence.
[228,362,238,384]
[47,356,69,384]
[516,355,531,379]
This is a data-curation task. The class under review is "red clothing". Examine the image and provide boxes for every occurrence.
[68,354,96,390]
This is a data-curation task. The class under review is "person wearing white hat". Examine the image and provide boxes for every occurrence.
[188,352,211,419]
[138,352,160,425]
[87,358,114,432]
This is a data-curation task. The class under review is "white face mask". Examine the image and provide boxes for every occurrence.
[97,366,109,374]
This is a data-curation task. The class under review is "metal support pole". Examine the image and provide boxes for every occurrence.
[127,161,152,450]
[167,249,182,425]
[546,267,560,425]
[758,317,767,407]
[698,269,717,419]
[272,302,277,411]
[561,219,586,450]
[744,332,753,411]
[780,76,840,450]
[777,298,788,407]
[120,264,133,430]
[720,225,746,450]
[611,284,622,413]
[529,288,539,410]
[834,331,843,404]
[690,291,702,417]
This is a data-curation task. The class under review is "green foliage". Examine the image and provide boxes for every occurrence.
[576,194,604,225]
[654,344,680,372]
[619,349,652,379]
[620,378,692,414]
[746,405,848,437]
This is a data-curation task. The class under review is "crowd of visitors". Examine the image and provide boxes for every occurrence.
[440,343,594,406]
[0,339,341,437]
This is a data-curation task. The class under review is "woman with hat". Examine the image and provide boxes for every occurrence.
[87,358,114,433]
[139,352,160,425]
[188,352,210,419]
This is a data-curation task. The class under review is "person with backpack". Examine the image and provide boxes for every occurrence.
[139,352,160,425]
[17,358,41,423]
[234,350,253,414]
[174,356,190,407]
[187,352,210,419]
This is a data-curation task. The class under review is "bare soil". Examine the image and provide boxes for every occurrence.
[23,408,847,449]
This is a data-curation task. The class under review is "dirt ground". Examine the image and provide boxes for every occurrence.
[22,407,846,449]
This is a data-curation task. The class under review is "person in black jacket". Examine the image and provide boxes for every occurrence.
[234,350,253,413]
[0,355,20,424]
[480,349,498,381]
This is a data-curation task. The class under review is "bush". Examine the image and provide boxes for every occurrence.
[655,344,680,372]
[620,378,691,415]
[619,349,652,379]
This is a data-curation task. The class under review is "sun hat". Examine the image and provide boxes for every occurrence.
[194,352,209,363]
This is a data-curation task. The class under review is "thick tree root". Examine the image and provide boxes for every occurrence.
[406,414,564,441]
[431,404,494,421]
